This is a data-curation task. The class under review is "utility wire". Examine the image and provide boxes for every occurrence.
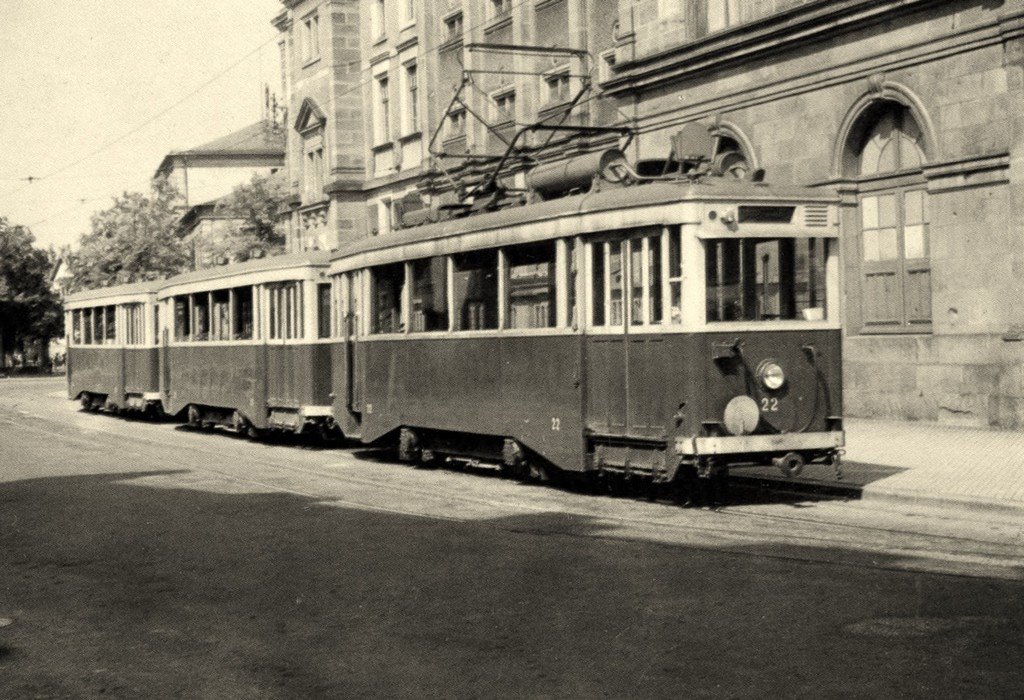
[0,34,279,204]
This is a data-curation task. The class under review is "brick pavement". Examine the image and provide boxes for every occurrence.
[846,418,1024,517]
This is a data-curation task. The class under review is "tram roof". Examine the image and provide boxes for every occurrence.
[158,251,332,294]
[65,279,163,305]
[331,179,837,262]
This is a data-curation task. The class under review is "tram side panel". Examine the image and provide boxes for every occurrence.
[124,347,160,401]
[68,347,125,407]
[163,345,269,428]
[266,344,333,411]
[356,335,585,471]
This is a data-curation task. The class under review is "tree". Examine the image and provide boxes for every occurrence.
[0,218,62,368]
[68,179,189,292]
[210,172,288,262]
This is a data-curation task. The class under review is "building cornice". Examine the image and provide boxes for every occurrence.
[604,0,946,96]
[614,6,1024,145]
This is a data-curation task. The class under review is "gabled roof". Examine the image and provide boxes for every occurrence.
[155,121,285,176]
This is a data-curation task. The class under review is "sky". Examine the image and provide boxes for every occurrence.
[0,0,285,250]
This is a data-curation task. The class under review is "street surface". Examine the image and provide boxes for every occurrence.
[1,377,1023,697]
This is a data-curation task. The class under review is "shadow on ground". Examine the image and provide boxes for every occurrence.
[1,470,1023,697]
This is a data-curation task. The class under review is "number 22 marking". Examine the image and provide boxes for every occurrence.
[761,398,779,412]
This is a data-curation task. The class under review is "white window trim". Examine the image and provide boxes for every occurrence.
[541,64,571,106]
[400,58,419,136]
[598,49,616,84]
[490,86,516,125]
[372,65,392,147]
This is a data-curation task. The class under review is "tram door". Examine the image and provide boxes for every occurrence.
[331,271,363,433]
[585,229,669,440]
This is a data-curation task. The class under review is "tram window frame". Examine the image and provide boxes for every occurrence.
[452,249,499,331]
[192,293,210,341]
[268,281,303,341]
[704,237,829,323]
[504,241,556,330]
[211,290,231,341]
[370,263,406,335]
[232,286,254,340]
[173,296,191,341]
[317,282,332,339]
[588,230,668,329]
[410,257,449,332]
[668,226,683,324]
[124,303,145,346]
[92,306,105,345]
[71,310,82,346]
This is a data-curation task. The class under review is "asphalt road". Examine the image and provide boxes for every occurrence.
[1,377,1023,698]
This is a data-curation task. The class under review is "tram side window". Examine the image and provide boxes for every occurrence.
[104,306,117,344]
[506,242,555,329]
[349,272,362,337]
[233,286,253,340]
[269,282,303,340]
[317,283,332,339]
[590,240,624,327]
[125,303,144,345]
[72,310,82,345]
[410,257,449,332]
[668,228,682,324]
[83,309,93,344]
[211,290,231,341]
[192,293,210,341]
[174,297,191,341]
[453,250,498,331]
[91,307,104,345]
[705,238,828,322]
[370,263,405,334]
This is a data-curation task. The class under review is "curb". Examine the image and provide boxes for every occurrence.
[860,486,1024,522]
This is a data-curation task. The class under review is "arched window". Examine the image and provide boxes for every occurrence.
[849,101,931,332]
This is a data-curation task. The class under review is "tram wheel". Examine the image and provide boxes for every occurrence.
[187,405,202,429]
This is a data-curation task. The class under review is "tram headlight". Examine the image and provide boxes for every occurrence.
[759,362,786,390]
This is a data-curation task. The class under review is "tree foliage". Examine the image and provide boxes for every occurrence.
[68,179,189,293]
[211,172,288,262]
[0,218,63,356]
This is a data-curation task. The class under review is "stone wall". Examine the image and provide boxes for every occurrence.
[609,0,1024,427]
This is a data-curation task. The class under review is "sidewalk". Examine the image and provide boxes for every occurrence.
[844,418,1024,518]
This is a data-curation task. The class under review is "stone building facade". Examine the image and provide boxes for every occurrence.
[275,0,366,252]
[274,0,1024,428]
[602,0,1024,428]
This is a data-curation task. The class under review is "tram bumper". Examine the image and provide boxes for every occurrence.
[674,431,845,457]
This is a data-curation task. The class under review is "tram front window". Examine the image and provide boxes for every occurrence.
[705,237,828,322]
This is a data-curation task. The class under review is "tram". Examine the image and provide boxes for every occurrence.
[328,160,844,488]
[62,144,846,500]
[65,280,163,415]
[155,251,336,437]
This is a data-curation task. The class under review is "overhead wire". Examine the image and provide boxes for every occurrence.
[0,33,280,204]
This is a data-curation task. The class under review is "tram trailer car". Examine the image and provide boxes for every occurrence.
[156,252,336,437]
[64,281,163,415]
[328,177,844,488]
